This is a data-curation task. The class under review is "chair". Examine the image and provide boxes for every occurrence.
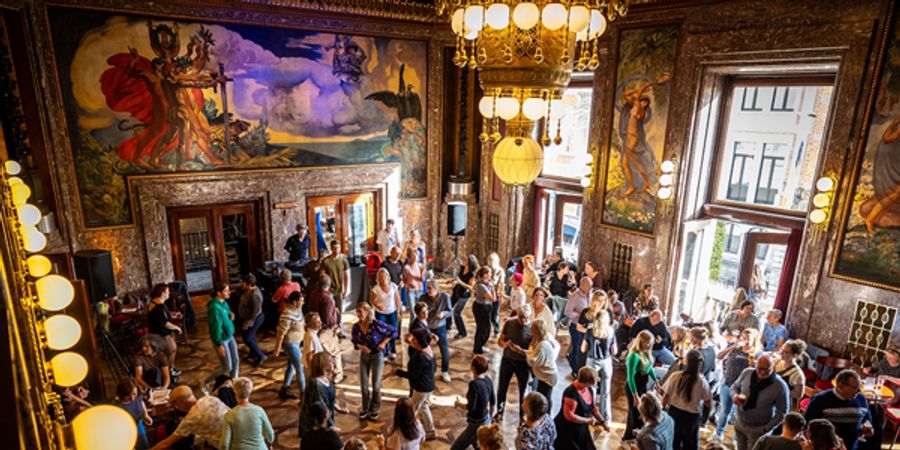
[365,252,383,284]
[813,355,852,391]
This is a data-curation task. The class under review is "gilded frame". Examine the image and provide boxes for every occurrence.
[828,0,900,292]
[33,1,442,230]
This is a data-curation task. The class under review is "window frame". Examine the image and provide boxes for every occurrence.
[706,75,835,221]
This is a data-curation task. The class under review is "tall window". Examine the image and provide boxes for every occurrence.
[714,81,833,212]
[542,86,593,179]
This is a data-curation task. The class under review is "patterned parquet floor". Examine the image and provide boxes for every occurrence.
[169,295,735,450]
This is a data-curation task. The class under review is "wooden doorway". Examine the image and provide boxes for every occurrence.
[307,192,379,261]
[168,201,261,293]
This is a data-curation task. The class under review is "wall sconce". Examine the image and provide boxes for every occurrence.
[657,158,676,201]
[2,159,137,450]
[808,174,835,241]
[579,147,597,188]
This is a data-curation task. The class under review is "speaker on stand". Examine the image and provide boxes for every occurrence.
[447,202,467,277]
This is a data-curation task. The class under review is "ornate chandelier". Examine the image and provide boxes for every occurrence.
[443,0,628,185]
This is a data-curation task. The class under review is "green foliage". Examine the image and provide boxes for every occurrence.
[709,220,726,282]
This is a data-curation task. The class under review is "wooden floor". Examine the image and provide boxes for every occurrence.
[169,295,894,449]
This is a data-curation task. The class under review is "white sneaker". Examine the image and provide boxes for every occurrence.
[440,372,451,382]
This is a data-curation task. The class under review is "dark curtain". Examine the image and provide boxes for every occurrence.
[773,228,803,318]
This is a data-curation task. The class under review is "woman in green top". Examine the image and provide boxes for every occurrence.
[222,377,274,450]
[625,329,658,436]
[206,282,239,384]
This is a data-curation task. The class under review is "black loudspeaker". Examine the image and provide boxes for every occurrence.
[73,250,117,303]
[448,202,467,237]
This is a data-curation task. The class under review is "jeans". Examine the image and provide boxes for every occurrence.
[431,325,451,373]
[411,390,435,434]
[282,342,305,390]
[490,300,500,334]
[536,379,554,415]
[669,405,701,450]
[550,296,568,323]
[497,357,530,420]
[586,356,613,422]
[242,313,265,361]
[206,336,239,383]
[567,324,585,374]
[400,286,410,309]
[652,347,677,366]
[359,350,385,415]
[453,295,470,336]
[472,303,492,354]
[450,418,490,450]
[375,311,399,355]
[715,380,735,437]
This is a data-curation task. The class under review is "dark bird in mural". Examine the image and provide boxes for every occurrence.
[365,64,422,122]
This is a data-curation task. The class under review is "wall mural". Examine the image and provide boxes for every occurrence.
[832,6,900,292]
[49,8,427,228]
[600,24,679,235]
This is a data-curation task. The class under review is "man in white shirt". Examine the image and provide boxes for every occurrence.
[376,219,400,257]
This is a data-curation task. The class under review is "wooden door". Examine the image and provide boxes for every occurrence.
[307,192,377,260]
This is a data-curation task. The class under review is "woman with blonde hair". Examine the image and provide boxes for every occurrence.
[299,352,345,436]
[351,302,396,421]
[521,254,540,297]
[712,327,761,442]
[581,298,617,422]
[371,267,403,359]
[487,252,506,336]
[576,291,610,375]
[626,329,658,434]
[527,319,561,412]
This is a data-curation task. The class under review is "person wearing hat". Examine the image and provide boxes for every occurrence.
[495,304,534,425]
[284,224,311,270]
[503,273,527,317]
[392,327,438,440]
[150,385,231,450]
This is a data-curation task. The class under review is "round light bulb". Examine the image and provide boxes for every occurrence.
[11,183,31,206]
[464,27,479,41]
[4,160,22,175]
[50,352,88,387]
[512,2,539,30]
[451,8,465,34]
[568,5,590,33]
[7,176,23,185]
[45,314,82,350]
[658,187,673,200]
[522,97,547,121]
[588,9,608,38]
[816,176,834,192]
[496,97,520,120]
[548,99,567,120]
[485,3,510,29]
[809,209,827,224]
[17,204,42,227]
[562,93,580,108]
[541,3,567,30]
[27,254,53,278]
[464,5,484,33]
[580,176,591,188]
[575,30,589,41]
[660,160,676,173]
[813,193,830,208]
[72,405,138,450]
[21,225,47,253]
[36,274,75,311]
[478,96,496,118]
[659,174,674,187]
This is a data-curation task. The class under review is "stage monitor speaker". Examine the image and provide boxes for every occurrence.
[73,250,117,303]
[448,202,467,237]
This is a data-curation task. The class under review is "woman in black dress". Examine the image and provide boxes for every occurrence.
[554,367,607,450]
[450,255,479,338]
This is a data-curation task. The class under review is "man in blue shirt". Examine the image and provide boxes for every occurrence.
[804,369,874,450]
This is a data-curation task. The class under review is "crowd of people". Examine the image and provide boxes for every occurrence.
[107,224,900,450]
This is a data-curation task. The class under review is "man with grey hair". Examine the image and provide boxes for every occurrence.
[804,369,873,450]
[563,276,593,374]
[730,353,790,450]
[150,385,230,450]
[421,278,452,382]
[222,377,274,449]
[495,303,533,425]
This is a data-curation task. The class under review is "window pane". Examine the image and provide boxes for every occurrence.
[714,82,833,212]
[542,87,593,179]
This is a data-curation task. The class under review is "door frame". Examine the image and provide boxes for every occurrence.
[307,190,382,259]
[167,200,262,292]
[737,230,790,292]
